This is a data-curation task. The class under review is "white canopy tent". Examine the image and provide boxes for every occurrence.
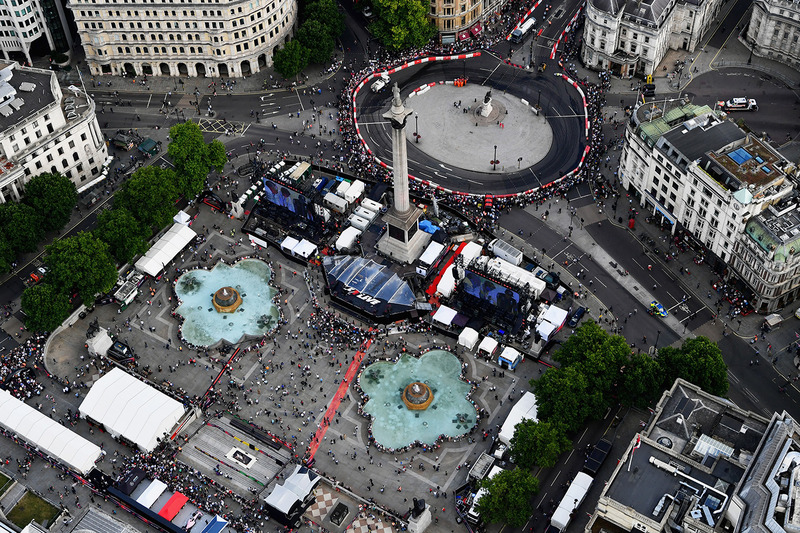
[135,479,168,509]
[477,336,499,356]
[499,346,522,365]
[0,389,102,474]
[79,367,186,452]
[173,210,191,225]
[135,223,197,277]
[292,240,317,260]
[536,321,557,342]
[264,465,320,514]
[432,305,458,326]
[280,236,300,254]
[86,328,113,357]
[458,327,479,351]
[498,392,538,445]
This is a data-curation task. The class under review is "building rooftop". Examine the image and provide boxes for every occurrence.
[591,0,672,24]
[706,134,786,190]
[660,117,745,167]
[591,380,771,532]
[745,200,800,261]
[633,101,715,146]
[0,63,56,134]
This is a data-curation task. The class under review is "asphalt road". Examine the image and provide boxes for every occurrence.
[356,56,586,194]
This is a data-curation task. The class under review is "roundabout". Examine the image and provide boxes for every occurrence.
[354,54,589,196]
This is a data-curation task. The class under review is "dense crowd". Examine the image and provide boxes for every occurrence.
[0,334,48,400]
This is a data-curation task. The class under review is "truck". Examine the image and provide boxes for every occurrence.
[468,452,495,481]
[488,238,523,266]
[466,465,505,524]
[547,472,593,533]
[583,437,612,476]
[717,97,758,111]
[510,17,536,43]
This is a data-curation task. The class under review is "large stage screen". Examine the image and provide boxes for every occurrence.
[461,270,521,317]
[262,179,314,221]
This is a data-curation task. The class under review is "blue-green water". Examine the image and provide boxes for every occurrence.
[174,259,279,346]
[360,350,477,449]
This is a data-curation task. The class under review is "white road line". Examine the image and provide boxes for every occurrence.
[743,387,760,403]
[295,90,304,111]
[147,94,152,108]
[595,277,607,288]
[482,63,502,85]
[727,370,740,384]
[553,242,571,258]
[550,469,562,486]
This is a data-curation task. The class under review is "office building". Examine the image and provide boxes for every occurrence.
[70,0,296,78]
[430,0,484,44]
[581,0,722,76]
[0,62,108,203]
[620,99,799,312]
[0,0,73,65]
[746,0,800,71]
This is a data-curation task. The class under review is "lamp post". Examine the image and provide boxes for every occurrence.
[491,145,499,170]
[655,329,661,349]
[537,89,542,109]
[517,157,523,169]
[414,113,420,143]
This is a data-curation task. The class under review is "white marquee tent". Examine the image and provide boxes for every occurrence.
[458,327,479,351]
[135,223,197,277]
[498,392,538,445]
[264,465,320,515]
[0,389,102,474]
[79,367,186,452]
[432,305,458,326]
[477,336,498,357]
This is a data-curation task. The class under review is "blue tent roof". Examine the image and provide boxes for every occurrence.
[200,516,228,533]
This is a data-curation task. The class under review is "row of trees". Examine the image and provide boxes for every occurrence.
[368,0,435,51]
[21,123,226,332]
[474,321,729,527]
[273,0,344,79]
[0,172,78,272]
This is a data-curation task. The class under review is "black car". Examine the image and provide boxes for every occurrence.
[568,307,586,328]
[107,341,136,363]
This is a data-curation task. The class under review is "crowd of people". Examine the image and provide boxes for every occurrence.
[0,334,48,400]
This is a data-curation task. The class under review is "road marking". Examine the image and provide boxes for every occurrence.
[595,277,607,288]
[440,163,452,171]
[295,90,304,111]
[550,469,562,486]
[482,63,502,85]
[727,370,740,384]
[743,387,760,404]
[147,94,152,108]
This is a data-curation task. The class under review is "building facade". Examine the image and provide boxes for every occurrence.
[0,62,108,202]
[620,100,799,312]
[429,0,485,44]
[0,0,73,65]
[581,0,722,76]
[70,0,296,78]
[585,379,800,533]
[746,0,800,71]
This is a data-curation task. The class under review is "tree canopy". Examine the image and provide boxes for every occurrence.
[167,122,227,199]
[0,202,44,254]
[94,207,151,264]
[534,365,606,434]
[657,337,728,396]
[510,419,571,470]
[370,0,435,51]
[475,468,539,528]
[114,166,179,230]
[23,172,77,232]
[273,40,310,79]
[296,20,337,65]
[21,283,71,332]
[44,231,118,304]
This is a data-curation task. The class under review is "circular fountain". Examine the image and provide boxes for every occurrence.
[213,287,242,313]
[358,350,477,449]
[403,382,433,410]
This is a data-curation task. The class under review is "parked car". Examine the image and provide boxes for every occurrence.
[650,301,668,317]
[568,307,586,328]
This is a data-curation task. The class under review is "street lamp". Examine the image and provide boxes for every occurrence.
[491,145,499,171]
[414,113,420,143]
[655,329,661,348]
[517,157,523,169]
[537,89,541,109]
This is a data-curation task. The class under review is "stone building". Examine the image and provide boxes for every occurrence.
[746,0,800,71]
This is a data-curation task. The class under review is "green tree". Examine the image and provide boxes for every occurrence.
[554,321,630,403]
[21,283,71,332]
[94,207,151,264]
[297,20,336,65]
[167,122,227,199]
[273,40,310,79]
[475,468,539,527]
[510,419,572,470]
[618,351,664,408]
[44,231,118,304]
[0,202,44,254]
[370,0,435,51]
[303,0,344,36]
[0,236,14,273]
[23,172,77,232]
[657,337,728,396]
[533,366,605,433]
[115,166,179,230]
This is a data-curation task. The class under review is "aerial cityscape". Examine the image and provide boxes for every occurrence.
[0,0,799,532]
